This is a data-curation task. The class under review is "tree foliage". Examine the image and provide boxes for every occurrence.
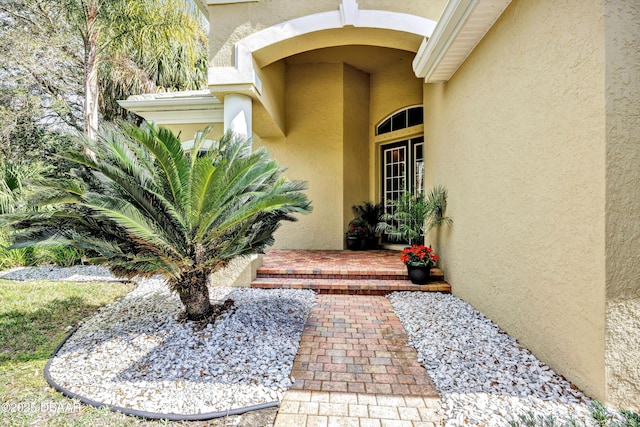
[0,84,79,164]
[0,159,51,214]
[0,0,208,138]
[4,124,312,320]
[0,0,84,132]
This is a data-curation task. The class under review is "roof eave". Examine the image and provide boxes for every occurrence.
[413,0,512,83]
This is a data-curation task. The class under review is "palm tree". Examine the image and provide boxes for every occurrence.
[1,0,207,139]
[3,124,312,320]
[98,0,208,123]
[67,0,207,138]
[0,159,50,214]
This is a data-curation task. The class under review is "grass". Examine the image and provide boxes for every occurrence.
[0,278,218,426]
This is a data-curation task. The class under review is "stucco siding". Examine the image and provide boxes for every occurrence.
[164,123,224,141]
[256,63,345,249]
[604,0,640,410]
[343,64,371,234]
[423,0,607,401]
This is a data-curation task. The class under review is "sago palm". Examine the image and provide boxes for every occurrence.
[3,123,312,320]
[0,160,50,214]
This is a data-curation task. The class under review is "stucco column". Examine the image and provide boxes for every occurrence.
[223,94,252,140]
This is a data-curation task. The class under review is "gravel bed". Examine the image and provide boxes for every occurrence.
[31,268,316,416]
[7,266,630,423]
[388,291,619,426]
[0,265,123,282]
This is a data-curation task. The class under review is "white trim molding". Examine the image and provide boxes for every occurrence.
[117,90,224,125]
[413,0,511,83]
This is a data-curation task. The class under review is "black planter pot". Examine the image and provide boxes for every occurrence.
[346,236,364,250]
[406,265,431,284]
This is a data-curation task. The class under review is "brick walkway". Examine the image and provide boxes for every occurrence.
[274,294,444,427]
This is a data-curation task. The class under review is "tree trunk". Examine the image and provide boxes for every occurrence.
[84,3,99,142]
[176,271,213,321]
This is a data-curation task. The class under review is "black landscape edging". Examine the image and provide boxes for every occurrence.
[44,326,280,421]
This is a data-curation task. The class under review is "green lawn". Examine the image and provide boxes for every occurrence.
[0,278,202,426]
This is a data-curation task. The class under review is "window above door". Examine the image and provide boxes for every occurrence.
[376,105,424,136]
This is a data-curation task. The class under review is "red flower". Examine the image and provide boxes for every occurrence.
[399,244,439,267]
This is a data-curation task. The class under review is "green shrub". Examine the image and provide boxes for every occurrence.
[0,230,83,269]
[620,409,640,427]
[40,245,84,267]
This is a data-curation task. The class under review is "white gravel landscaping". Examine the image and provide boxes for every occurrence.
[5,266,632,424]
[388,291,617,427]
[8,266,316,416]
[0,265,121,282]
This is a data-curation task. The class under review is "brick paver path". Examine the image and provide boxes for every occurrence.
[274,295,444,427]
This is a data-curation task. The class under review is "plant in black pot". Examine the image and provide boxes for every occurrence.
[345,225,366,250]
[400,244,439,284]
[377,185,452,245]
[349,201,384,250]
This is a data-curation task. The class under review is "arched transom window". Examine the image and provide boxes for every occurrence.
[376,105,423,135]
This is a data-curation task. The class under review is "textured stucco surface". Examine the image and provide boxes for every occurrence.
[256,63,346,249]
[208,255,261,288]
[343,64,371,234]
[606,294,640,409]
[604,0,640,409]
[253,50,425,249]
[423,0,607,401]
[208,1,335,66]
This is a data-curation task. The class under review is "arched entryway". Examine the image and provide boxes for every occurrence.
[206,1,438,250]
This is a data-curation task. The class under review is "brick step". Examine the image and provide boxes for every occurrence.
[250,277,451,295]
[256,267,445,281]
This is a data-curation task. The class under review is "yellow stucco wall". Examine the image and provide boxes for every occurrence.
[423,0,607,401]
[604,0,640,410]
[208,1,336,66]
[343,64,371,233]
[256,63,346,249]
[162,123,224,141]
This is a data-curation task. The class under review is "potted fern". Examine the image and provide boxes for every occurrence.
[348,201,384,250]
[377,185,451,245]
